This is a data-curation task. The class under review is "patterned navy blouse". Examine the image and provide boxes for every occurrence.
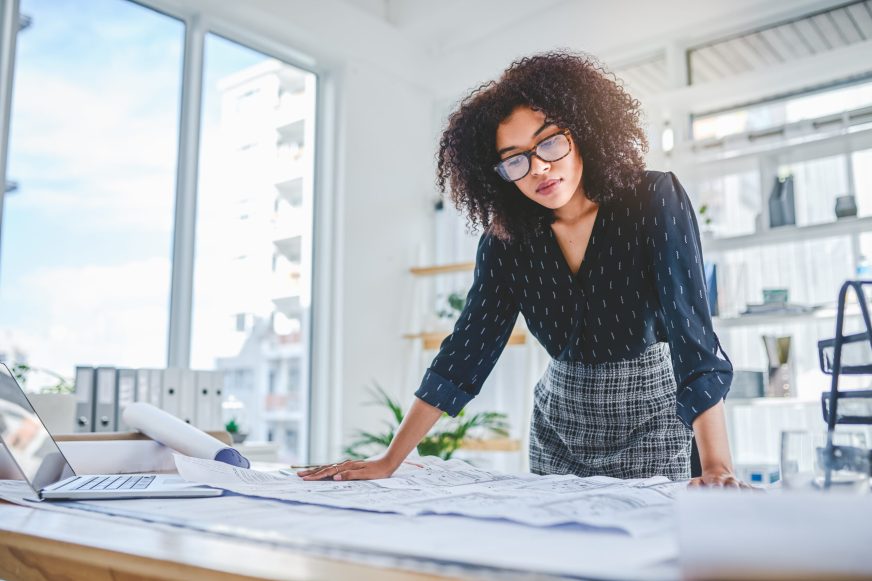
[414,170,733,429]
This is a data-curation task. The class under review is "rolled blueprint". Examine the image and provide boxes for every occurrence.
[123,402,250,468]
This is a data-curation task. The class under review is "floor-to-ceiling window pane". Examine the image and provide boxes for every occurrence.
[0,0,182,388]
[191,34,315,463]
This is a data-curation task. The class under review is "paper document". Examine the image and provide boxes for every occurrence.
[124,402,249,468]
[0,479,679,580]
[174,454,681,535]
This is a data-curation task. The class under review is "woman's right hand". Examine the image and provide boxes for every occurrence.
[297,455,400,481]
[299,396,444,482]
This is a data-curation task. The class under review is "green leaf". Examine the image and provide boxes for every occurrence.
[344,380,512,461]
[447,292,467,312]
[368,382,405,426]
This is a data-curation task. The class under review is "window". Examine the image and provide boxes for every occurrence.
[268,367,276,394]
[692,78,872,141]
[0,0,320,463]
[0,0,182,377]
[190,33,316,462]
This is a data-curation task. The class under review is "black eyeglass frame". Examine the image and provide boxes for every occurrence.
[493,129,573,182]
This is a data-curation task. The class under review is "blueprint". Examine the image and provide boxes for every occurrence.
[0,479,678,581]
[174,454,683,536]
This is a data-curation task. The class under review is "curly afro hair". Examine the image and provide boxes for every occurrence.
[436,49,649,245]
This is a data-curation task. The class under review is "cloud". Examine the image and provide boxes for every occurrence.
[4,4,274,377]
[9,68,181,232]
[11,257,171,373]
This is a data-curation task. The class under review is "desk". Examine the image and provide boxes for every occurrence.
[0,433,677,580]
[1,431,455,580]
[0,500,453,581]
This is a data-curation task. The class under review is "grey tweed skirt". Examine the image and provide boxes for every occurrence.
[529,341,693,481]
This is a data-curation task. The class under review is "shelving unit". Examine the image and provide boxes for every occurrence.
[647,79,872,405]
[404,261,529,351]
[404,260,527,457]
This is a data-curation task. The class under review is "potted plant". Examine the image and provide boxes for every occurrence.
[225,418,248,444]
[343,382,509,461]
[429,290,467,332]
[436,291,466,320]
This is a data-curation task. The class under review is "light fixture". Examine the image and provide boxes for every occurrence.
[661,122,674,154]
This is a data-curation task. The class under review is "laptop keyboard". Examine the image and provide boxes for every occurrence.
[67,475,156,491]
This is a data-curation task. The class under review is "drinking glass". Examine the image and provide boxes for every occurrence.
[780,429,869,493]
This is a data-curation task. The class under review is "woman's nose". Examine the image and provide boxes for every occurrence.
[530,155,551,175]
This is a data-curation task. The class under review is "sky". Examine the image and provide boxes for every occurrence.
[0,0,265,384]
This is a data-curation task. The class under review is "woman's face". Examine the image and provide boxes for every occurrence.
[494,105,584,210]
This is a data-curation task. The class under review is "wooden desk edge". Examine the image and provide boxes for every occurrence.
[0,501,461,581]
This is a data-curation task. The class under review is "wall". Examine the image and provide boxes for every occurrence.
[338,60,436,451]
[143,0,863,461]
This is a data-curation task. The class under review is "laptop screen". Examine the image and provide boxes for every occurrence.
[0,363,75,491]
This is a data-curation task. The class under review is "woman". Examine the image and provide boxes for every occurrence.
[302,50,749,488]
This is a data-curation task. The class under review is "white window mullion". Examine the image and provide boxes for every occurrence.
[167,15,205,369]
[0,0,20,285]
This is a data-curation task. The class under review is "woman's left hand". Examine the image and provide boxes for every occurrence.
[687,471,758,490]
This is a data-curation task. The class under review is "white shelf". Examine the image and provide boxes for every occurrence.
[674,107,872,165]
[701,216,872,254]
[713,302,871,327]
[725,397,816,406]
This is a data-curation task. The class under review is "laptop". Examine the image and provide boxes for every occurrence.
[0,362,222,500]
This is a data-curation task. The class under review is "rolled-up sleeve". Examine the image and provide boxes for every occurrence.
[414,232,521,417]
[645,171,733,429]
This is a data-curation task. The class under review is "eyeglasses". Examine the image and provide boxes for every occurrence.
[493,129,573,182]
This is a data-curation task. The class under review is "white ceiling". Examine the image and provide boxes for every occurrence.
[346,0,570,56]
[158,0,867,100]
[331,0,859,98]
[336,0,846,56]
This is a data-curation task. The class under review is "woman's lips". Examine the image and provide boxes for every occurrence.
[537,178,562,195]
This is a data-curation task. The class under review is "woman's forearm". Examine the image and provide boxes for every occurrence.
[691,399,735,474]
[382,396,444,468]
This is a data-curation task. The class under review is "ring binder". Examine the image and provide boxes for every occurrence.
[94,366,117,433]
[74,366,95,433]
